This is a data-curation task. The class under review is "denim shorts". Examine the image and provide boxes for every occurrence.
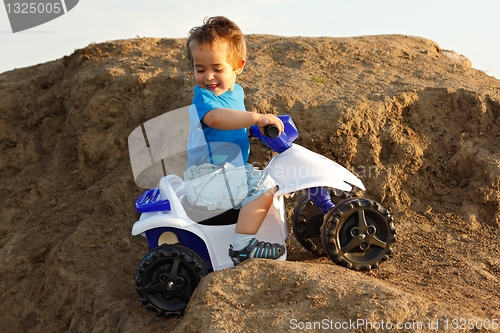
[184,163,277,210]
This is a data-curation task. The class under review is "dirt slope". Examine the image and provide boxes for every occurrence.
[0,34,499,333]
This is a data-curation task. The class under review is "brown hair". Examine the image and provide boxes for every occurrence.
[186,16,246,69]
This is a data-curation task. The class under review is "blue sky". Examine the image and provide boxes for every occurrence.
[1,0,499,79]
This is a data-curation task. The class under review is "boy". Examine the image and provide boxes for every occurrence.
[184,16,286,265]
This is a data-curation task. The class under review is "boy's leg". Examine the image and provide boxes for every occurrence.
[230,186,285,265]
[235,186,276,234]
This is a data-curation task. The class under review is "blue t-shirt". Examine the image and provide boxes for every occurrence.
[187,84,250,167]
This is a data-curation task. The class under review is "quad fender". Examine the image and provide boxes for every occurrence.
[265,144,365,196]
[131,213,200,236]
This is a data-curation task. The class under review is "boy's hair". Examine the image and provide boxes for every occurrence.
[187,16,246,69]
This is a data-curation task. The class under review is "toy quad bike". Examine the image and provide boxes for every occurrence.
[128,106,396,317]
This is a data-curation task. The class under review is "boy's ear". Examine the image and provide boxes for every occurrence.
[235,59,246,74]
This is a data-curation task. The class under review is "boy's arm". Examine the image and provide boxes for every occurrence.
[203,108,284,133]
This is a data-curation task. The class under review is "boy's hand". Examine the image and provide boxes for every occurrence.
[256,114,284,135]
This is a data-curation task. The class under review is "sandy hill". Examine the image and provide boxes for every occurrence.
[0,34,499,333]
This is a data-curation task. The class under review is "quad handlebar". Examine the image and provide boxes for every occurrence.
[263,125,279,138]
[250,115,299,153]
[251,115,334,214]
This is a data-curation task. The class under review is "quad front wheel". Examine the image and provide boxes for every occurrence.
[135,243,208,317]
[321,197,396,271]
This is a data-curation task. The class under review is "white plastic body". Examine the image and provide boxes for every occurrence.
[132,174,288,271]
[131,143,364,271]
[265,144,365,195]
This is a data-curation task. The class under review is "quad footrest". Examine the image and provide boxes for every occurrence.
[135,188,171,213]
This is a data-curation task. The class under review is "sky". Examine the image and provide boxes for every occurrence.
[1,0,499,79]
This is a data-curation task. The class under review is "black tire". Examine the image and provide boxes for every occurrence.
[292,189,352,256]
[135,243,208,317]
[321,197,396,271]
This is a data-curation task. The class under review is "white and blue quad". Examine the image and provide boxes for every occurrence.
[128,107,396,317]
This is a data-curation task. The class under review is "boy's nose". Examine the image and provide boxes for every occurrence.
[205,71,214,81]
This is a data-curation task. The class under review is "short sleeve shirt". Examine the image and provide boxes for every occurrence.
[187,84,250,167]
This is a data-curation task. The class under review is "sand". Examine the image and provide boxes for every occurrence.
[0,34,499,332]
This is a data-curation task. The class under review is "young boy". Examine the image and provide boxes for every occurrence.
[184,16,286,265]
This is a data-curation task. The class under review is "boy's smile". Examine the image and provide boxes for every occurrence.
[191,42,245,96]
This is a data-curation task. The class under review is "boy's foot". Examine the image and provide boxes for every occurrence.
[228,238,286,266]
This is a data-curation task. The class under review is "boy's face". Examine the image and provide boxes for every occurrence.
[191,42,245,96]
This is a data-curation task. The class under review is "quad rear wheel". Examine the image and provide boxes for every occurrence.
[135,243,207,317]
[292,189,352,256]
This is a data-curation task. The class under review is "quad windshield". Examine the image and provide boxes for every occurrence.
[128,105,245,189]
[128,106,191,189]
